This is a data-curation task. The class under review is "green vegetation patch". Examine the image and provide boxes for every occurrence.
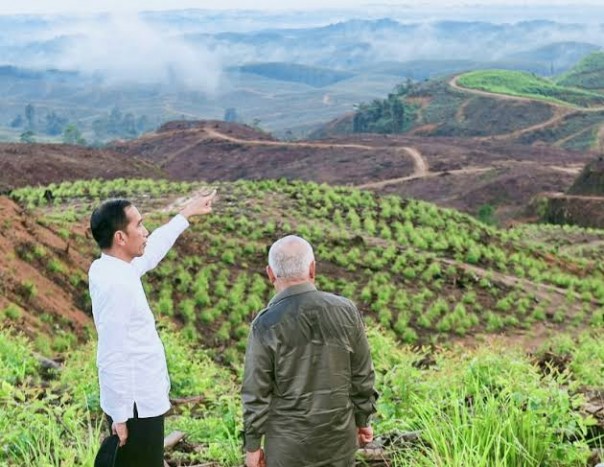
[458,69,604,108]
[237,62,354,87]
[557,51,604,90]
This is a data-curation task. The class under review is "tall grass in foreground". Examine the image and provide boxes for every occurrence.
[392,388,588,466]
[368,328,597,466]
[1,400,103,467]
[0,327,103,466]
[1,323,601,466]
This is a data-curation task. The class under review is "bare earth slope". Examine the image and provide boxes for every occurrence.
[0,143,167,191]
[114,120,594,221]
[539,157,604,228]
[0,119,594,223]
[0,196,91,338]
[112,120,416,185]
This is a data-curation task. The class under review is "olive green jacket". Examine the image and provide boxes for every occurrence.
[242,282,378,467]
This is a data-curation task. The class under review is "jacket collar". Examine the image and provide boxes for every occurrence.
[268,282,317,308]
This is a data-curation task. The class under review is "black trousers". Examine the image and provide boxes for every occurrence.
[106,404,165,467]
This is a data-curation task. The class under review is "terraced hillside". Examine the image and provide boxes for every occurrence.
[322,51,604,152]
[1,178,603,465]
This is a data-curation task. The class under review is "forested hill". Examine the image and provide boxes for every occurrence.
[321,50,604,152]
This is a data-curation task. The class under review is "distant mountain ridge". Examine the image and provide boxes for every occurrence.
[1,13,604,140]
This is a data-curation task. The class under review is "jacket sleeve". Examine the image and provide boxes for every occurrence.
[131,214,189,277]
[241,323,274,451]
[350,306,378,427]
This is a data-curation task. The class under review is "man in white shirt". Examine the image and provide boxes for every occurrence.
[89,190,216,466]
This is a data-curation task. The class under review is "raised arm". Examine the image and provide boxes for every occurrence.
[131,214,189,276]
[132,189,216,276]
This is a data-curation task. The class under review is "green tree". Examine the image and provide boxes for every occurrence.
[62,124,86,145]
[25,103,35,130]
[224,108,238,122]
[45,112,68,136]
[477,204,496,226]
[10,114,23,128]
[20,130,35,143]
[251,118,262,130]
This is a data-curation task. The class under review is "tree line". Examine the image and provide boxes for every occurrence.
[11,104,154,145]
[352,80,418,134]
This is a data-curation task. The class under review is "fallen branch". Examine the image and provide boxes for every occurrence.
[34,353,61,370]
[164,431,185,450]
[170,395,206,405]
[358,446,387,461]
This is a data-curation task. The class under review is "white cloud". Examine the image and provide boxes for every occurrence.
[49,13,222,92]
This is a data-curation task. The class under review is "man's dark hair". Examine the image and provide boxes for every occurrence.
[90,199,133,249]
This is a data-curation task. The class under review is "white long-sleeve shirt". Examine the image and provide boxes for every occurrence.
[88,214,189,423]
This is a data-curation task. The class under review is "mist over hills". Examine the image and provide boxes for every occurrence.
[2,6,604,142]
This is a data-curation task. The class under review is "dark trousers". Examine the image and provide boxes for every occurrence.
[106,404,165,467]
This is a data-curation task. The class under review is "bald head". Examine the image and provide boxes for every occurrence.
[268,235,315,281]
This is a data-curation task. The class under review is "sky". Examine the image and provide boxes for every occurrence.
[0,0,600,15]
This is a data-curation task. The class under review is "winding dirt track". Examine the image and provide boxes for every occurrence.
[202,127,431,181]
[193,127,585,190]
[356,147,429,188]
[449,76,575,141]
[154,74,600,192]
[449,75,604,143]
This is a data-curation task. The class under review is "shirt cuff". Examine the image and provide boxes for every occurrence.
[109,405,133,424]
[244,433,262,452]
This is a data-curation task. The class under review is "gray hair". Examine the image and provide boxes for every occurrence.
[268,235,315,279]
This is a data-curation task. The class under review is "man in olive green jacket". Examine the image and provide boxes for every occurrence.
[242,235,378,467]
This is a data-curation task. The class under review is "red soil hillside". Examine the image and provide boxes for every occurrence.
[0,120,594,223]
[0,196,93,338]
[114,120,594,221]
[538,156,604,228]
[111,120,417,185]
[0,143,167,191]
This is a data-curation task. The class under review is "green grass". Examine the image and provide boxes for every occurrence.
[457,69,604,108]
[557,51,604,90]
[370,328,599,466]
[2,322,601,466]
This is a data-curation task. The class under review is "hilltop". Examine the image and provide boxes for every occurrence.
[2,13,604,142]
[558,51,604,91]
[319,51,604,153]
[0,119,592,224]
